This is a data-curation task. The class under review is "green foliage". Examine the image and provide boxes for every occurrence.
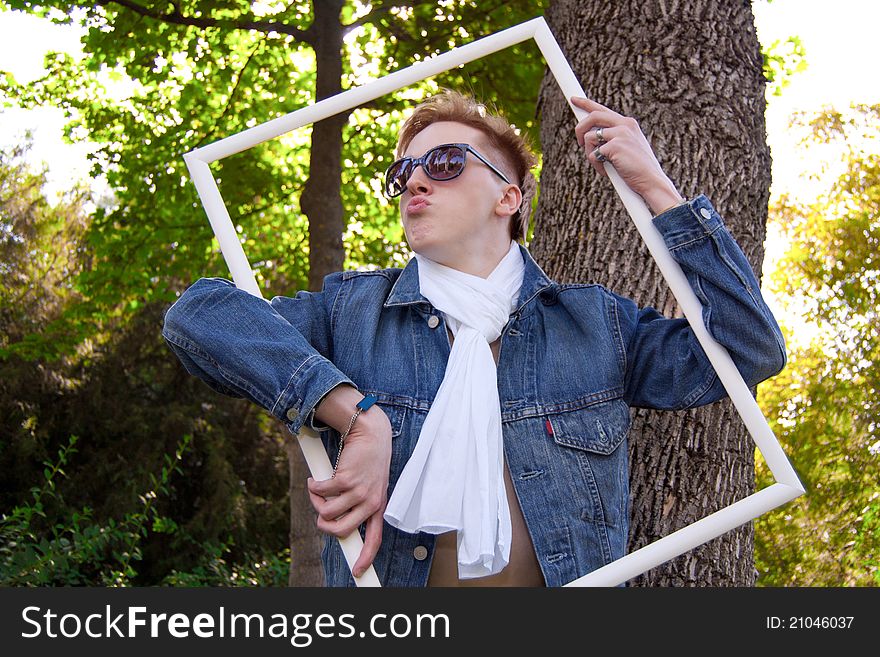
[1,144,292,585]
[762,36,808,97]
[0,434,189,585]
[756,103,880,586]
[1,433,289,586]
[0,138,91,360]
[0,1,548,586]
[160,540,289,587]
[0,0,547,349]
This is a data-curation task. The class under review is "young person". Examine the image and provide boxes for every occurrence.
[162,91,786,587]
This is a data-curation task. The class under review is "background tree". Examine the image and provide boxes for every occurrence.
[756,103,880,586]
[0,139,88,361]
[533,0,772,585]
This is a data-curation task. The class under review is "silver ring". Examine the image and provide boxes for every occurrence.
[595,127,605,144]
[593,146,607,163]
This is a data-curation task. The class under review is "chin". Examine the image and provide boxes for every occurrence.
[405,228,436,254]
[410,240,444,261]
[411,243,436,259]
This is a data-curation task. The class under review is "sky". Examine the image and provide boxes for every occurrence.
[753,0,880,194]
[1,0,878,326]
[0,10,92,193]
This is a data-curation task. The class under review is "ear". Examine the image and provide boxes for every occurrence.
[495,183,522,218]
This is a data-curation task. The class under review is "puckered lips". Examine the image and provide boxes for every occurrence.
[405,195,430,216]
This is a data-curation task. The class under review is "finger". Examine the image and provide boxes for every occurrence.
[353,508,384,578]
[307,486,327,512]
[317,500,371,537]
[308,475,344,499]
[571,96,620,117]
[570,96,600,110]
[586,144,612,177]
[574,111,624,146]
[575,116,603,147]
[316,511,357,537]
[575,109,622,132]
[571,98,622,133]
[308,487,356,520]
[572,96,594,146]
[308,488,347,526]
[584,125,621,149]
[574,110,601,145]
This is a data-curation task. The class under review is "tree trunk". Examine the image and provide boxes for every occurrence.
[300,0,348,292]
[286,439,325,586]
[288,0,347,587]
[532,0,771,586]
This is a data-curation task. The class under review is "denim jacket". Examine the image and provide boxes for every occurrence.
[162,195,786,587]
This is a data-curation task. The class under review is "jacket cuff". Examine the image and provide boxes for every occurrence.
[271,355,355,435]
[651,194,724,250]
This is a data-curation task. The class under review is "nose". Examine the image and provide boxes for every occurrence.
[405,164,432,196]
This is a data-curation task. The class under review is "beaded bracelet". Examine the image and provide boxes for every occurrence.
[331,393,378,477]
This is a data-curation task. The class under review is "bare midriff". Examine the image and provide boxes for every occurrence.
[426,330,545,587]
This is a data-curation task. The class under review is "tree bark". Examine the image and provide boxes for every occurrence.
[288,0,347,587]
[286,439,324,586]
[532,0,771,586]
[300,0,348,292]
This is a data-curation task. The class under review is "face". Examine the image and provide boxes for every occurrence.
[395,121,517,267]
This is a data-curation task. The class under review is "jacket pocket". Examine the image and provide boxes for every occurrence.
[375,400,406,438]
[547,398,631,455]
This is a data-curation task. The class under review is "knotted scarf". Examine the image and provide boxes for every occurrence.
[383,241,524,578]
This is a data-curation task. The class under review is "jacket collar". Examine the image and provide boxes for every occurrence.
[383,243,555,315]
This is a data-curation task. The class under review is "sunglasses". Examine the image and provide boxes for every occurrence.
[383,143,511,198]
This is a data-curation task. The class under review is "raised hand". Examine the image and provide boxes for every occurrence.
[571,96,684,216]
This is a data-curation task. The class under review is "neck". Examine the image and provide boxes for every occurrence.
[430,239,514,278]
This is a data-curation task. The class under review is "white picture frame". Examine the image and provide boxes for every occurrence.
[182,16,804,587]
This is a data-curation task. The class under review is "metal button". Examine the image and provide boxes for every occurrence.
[286,408,299,421]
[413,545,428,561]
[700,208,711,220]
[427,315,440,329]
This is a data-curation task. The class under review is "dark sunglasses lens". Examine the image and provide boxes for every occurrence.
[386,159,412,196]
[425,146,465,180]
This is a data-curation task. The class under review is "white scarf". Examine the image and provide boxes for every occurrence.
[383,241,525,579]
